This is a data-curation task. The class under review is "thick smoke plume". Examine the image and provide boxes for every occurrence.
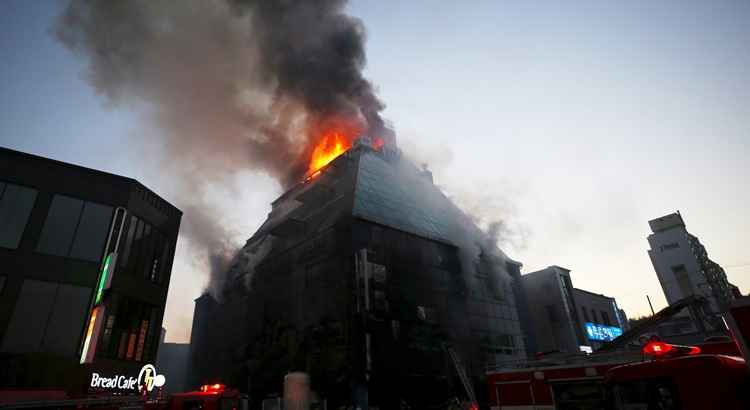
[56,0,384,290]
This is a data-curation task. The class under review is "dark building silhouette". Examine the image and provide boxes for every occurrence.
[188,141,526,409]
[0,147,181,393]
[156,337,189,395]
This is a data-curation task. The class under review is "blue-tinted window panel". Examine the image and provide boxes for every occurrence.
[353,152,461,245]
[36,195,84,257]
[0,279,56,353]
[69,201,114,262]
[119,215,138,269]
[0,183,38,249]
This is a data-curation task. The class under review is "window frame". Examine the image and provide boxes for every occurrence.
[35,193,114,262]
[0,180,39,250]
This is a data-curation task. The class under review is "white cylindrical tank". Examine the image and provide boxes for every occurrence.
[283,372,310,410]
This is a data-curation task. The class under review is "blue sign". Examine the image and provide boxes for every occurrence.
[585,322,623,342]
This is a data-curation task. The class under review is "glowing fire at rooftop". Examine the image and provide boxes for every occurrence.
[305,116,366,176]
[308,130,352,175]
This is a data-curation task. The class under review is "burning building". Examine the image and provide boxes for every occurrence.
[53,1,528,406]
[188,137,527,408]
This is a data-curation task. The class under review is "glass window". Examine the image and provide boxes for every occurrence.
[101,296,156,362]
[36,195,84,256]
[672,265,693,296]
[128,220,145,274]
[149,233,165,283]
[157,238,172,283]
[0,183,38,249]
[581,307,590,323]
[117,332,128,359]
[40,283,91,356]
[119,215,138,269]
[138,224,152,278]
[0,280,56,353]
[135,320,149,361]
[69,202,114,262]
[126,332,137,359]
[601,311,610,326]
[100,315,116,358]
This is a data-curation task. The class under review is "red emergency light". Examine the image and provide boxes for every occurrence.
[643,341,701,358]
[200,383,226,393]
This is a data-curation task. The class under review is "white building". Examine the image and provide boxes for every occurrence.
[647,212,736,313]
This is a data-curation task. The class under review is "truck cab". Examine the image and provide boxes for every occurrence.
[605,297,750,410]
[604,342,749,410]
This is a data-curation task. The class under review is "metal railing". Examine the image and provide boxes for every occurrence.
[485,349,644,373]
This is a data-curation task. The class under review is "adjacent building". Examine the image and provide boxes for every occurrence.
[520,266,626,353]
[0,147,181,394]
[647,212,737,313]
[156,331,189,396]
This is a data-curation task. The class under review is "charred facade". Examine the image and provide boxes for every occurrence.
[188,141,526,408]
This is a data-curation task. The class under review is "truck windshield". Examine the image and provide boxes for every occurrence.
[611,378,680,410]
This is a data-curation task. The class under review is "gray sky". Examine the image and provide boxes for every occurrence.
[2,0,748,342]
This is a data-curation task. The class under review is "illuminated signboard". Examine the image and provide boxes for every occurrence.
[81,252,118,364]
[89,364,166,393]
[94,253,114,305]
[585,322,623,342]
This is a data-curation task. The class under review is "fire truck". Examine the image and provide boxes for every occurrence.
[149,384,247,410]
[603,297,750,410]
[486,349,643,410]
[486,296,750,410]
[603,341,748,409]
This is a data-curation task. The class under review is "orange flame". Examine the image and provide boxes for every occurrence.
[307,129,354,175]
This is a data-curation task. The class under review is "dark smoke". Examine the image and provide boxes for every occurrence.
[55,0,385,290]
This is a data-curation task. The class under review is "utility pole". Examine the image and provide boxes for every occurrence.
[646,295,656,316]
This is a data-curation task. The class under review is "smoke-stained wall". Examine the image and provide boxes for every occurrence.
[188,147,527,408]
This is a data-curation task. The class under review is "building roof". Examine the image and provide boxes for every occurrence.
[0,146,182,215]
[648,212,685,233]
[573,287,615,301]
[247,143,516,259]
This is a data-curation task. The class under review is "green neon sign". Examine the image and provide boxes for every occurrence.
[95,253,112,305]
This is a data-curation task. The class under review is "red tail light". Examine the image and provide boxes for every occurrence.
[643,341,674,355]
[200,383,226,393]
[643,341,701,357]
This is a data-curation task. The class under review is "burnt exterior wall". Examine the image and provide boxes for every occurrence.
[188,146,526,408]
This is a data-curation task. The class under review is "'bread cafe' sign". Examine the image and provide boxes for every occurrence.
[89,364,166,393]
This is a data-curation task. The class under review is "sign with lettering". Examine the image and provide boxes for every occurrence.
[585,322,623,342]
[90,364,165,392]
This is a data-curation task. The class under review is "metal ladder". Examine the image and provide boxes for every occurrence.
[444,344,477,406]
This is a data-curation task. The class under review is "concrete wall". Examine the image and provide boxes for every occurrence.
[647,226,702,305]
[520,267,582,354]
[572,288,622,349]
